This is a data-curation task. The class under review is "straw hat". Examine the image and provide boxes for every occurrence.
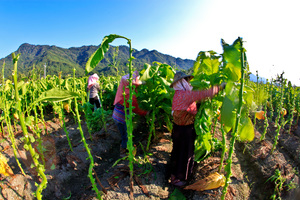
[170,71,194,88]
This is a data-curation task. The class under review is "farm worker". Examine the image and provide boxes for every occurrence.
[87,73,101,111]
[112,71,147,157]
[169,71,226,187]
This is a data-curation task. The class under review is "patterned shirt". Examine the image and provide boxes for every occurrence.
[172,86,220,125]
[112,97,147,124]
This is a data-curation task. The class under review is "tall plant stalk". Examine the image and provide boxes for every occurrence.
[271,74,286,153]
[146,108,155,151]
[269,80,274,122]
[122,38,135,200]
[254,70,259,127]
[72,68,102,199]
[2,61,25,175]
[12,53,47,200]
[260,81,270,141]
[218,122,226,172]
[58,73,73,151]
[221,37,245,200]
[287,82,295,134]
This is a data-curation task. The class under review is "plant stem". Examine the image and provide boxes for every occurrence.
[271,74,285,153]
[12,53,47,200]
[146,108,155,151]
[123,39,135,200]
[73,68,101,199]
[221,37,245,200]
[219,122,226,172]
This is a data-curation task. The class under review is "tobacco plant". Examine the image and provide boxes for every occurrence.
[190,50,224,162]
[271,73,287,153]
[286,81,295,134]
[137,62,175,150]
[266,169,286,200]
[72,68,102,199]
[1,62,25,175]
[11,53,47,200]
[260,80,270,141]
[219,38,255,199]
[86,34,137,199]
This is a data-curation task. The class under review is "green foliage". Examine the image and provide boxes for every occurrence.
[266,169,286,200]
[169,188,186,200]
[99,75,120,110]
[82,102,112,133]
[137,62,175,148]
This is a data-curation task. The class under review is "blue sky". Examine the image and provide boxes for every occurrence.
[1,0,300,85]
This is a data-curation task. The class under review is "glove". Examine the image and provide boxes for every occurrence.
[220,82,227,90]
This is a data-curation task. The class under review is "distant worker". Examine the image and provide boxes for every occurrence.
[112,71,147,157]
[87,73,101,111]
[169,71,226,187]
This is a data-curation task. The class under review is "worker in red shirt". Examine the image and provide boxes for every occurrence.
[169,71,226,187]
[112,71,147,157]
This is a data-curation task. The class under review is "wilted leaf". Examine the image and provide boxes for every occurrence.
[255,111,265,120]
[184,172,225,191]
[0,152,14,177]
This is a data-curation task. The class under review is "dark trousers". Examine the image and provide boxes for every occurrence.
[170,123,196,181]
[89,97,101,111]
[114,120,128,149]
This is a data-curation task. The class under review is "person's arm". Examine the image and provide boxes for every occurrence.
[175,86,221,106]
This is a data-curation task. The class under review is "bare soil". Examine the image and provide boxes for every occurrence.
[0,114,299,200]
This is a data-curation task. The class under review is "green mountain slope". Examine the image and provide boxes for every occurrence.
[0,43,194,78]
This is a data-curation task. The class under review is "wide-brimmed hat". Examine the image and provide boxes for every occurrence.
[170,71,194,88]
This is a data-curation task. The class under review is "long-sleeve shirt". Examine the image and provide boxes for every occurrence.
[172,86,221,125]
[88,83,100,98]
[112,73,147,124]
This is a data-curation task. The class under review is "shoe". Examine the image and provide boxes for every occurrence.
[171,179,186,187]
[170,174,186,187]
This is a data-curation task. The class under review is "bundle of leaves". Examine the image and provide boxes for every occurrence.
[82,102,112,133]
[137,62,175,132]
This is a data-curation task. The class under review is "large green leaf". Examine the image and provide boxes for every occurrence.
[190,74,210,90]
[220,81,239,132]
[221,95,236,133]
[237,115,254,142]
[85,34,129,75]
[223,63,241,82]
[139,63,159,81]
[193,51,219,76]
[158,63,175,82]
[202,58,220,75]
[34,88,79,103]
[221,38,242,82]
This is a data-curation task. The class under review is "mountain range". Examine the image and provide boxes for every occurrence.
[0,43,194,78]
[0,43,266,84]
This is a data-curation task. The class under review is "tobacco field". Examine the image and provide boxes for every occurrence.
[0,35,299,200]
